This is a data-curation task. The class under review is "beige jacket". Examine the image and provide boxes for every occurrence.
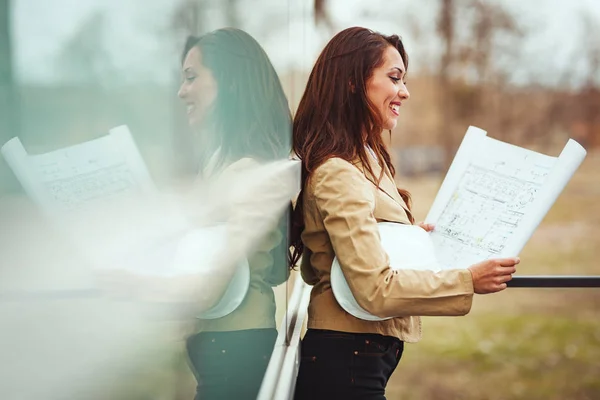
[197,157,290,332]
[300,156,474,343]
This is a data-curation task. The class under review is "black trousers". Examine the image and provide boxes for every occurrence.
[186,328,278,400]
[294,329,404,400]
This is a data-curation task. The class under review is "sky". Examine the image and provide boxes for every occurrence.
[10,0,600,86]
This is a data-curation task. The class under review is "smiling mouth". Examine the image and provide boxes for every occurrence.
[186,104,195,115]
[390,103,400,115]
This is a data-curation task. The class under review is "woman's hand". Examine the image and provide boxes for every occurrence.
[417,222,435,232]
[415,222,518,294]
[468,257,520,294]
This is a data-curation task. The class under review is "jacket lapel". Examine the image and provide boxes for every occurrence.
[355,155,411,216]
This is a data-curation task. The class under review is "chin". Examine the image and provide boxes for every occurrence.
[383,122,397,131]
[187,115,200,128]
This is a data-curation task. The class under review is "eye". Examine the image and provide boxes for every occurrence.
[185,76,196,82]
[390,77,400,83]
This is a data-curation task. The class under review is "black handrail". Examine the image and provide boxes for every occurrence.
[508,276,600,288]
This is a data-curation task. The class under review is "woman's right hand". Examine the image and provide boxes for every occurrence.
[468,257,520,294]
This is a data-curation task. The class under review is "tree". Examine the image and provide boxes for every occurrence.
[436,0,523,165]
[436,0,456,169]
[315,0,335,35]
[171,0,205,37]
[578,12,600,147]
[55,11,115,86]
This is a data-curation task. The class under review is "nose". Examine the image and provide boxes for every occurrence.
[398,83,410,101]
[177,83,186,99]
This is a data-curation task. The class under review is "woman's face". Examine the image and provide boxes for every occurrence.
[178,46,218,127]
[365,45,410,131]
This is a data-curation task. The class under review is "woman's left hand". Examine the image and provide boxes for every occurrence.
[417,222,435,232]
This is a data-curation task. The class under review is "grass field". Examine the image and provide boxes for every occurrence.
[387,150,600,400]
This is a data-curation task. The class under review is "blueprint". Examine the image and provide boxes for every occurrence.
[425,126,586,269]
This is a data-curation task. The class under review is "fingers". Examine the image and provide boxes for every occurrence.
[470,258,519,294]
[496,273,513,284]
[494,257,520,267]
[487,281,509,294]
[417,222,435,232]
[494,265,516,276]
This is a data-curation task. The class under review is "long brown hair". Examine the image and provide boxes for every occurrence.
[182,29,294,278]
[182,29,291,171]
[289,27,413,268]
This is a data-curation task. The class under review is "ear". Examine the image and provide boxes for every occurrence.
[348,80,356,93]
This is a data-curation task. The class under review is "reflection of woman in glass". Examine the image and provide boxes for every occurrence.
[176,28,292,400]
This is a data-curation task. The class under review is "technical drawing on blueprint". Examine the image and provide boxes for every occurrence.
[425,126,587,270]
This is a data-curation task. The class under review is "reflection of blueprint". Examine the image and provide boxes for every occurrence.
[0,126,158,290]
[426,126,587,270]
[1,126,155,214]
[32,151,141,211]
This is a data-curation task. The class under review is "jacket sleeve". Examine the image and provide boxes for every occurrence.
[312,158,474,318]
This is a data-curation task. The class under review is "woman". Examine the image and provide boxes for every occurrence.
[291,27,519,399]
[177,28,292,400]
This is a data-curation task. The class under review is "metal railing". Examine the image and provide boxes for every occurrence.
[257,275,311,400]
[508,276,600,288]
